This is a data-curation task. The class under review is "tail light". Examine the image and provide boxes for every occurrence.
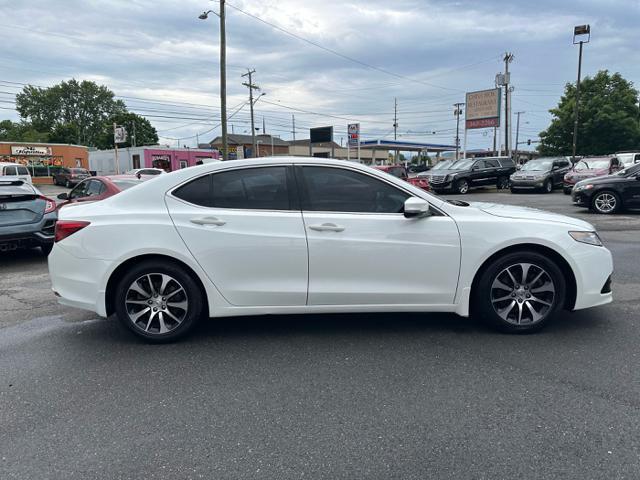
[40,196,56,214]
[55,220,90,242]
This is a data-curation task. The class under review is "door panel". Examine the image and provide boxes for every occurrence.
[297,165,460,306]
[303,212,461,305]
[165,167,308,307]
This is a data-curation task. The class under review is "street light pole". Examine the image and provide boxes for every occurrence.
[572,25,590,163]
[199,2,228,160]
[514,111,524,165]
[453,103,464,160]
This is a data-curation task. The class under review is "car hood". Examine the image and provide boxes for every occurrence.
[565,168,608,177]
[575,174,629,186]
[470,202,593,229]
[512,170,550,177]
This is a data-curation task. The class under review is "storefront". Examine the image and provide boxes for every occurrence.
[89,146,220,176]
[0,142,89,183]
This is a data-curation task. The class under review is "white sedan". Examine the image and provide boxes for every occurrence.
[48,157,613,342]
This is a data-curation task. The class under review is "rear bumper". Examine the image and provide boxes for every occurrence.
[0,214,56,248]
[48,244,110,317]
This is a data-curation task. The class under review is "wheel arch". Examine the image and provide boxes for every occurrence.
[105,253,210,317]
[469,243,577,312]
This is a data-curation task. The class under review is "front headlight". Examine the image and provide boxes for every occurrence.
[574,183,594,192]
[569,231,603,246]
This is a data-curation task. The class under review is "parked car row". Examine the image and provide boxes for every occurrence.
[418,157,516,194]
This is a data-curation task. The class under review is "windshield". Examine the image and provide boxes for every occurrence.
[575,159,610,170]
[432,161,452,170]
[112,180,143,191]
[521,160,552,171]
[450,159,474,170]
[617,163,640,177]
[71,168,89,174]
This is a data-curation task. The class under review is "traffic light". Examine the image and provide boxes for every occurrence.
[527,139,531,145]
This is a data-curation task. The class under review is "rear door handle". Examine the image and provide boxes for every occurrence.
[308,223,345,232]
[190,216,226,226]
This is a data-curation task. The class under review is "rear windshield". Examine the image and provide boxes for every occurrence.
[575,159,610,170]
[112,180,143,191]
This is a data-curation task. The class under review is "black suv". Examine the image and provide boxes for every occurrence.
[510,157,572,193]
[425,157,516,194]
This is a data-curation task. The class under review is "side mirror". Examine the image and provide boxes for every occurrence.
[404,197,431,218]
[57,192,68,200]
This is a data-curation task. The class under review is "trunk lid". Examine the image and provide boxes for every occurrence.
[0,181,44,226]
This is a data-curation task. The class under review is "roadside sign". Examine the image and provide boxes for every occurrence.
[114,126,128,144]
[348,123,360,147]
[465,88,501,129]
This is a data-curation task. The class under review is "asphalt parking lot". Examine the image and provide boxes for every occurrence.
[2,187,640,479]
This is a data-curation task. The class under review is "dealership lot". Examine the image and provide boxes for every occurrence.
[2,188,640,479]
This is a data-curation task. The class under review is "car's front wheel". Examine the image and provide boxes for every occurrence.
[591,191,621,214]
[543,179,553,193]
[474,251,566,333]
[114,261,204,342]
[456,179,469,194]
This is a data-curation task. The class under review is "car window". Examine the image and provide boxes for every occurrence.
[16,166,29,175]
[300,166,409,213]
[174,167,290,210]
[498,158,515,167]
[69,181,89,199]
[484,159,500,168]
[3,166,17,175]
[86,180,104,196]
[473,161,486,169]
[388,167,406,178]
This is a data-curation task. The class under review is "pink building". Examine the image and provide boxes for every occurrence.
[89,146,220,175]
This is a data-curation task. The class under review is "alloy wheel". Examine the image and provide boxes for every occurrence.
[545,180,552,193]
[490,262,556,325]
[458,180,469,194]
[594,193,617,213]
[124,273,188,334]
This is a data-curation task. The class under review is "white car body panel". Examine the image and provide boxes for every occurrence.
[48,157,613,321]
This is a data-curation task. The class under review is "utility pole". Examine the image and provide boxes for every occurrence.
[132,120,137,147]
[503,52,514,157]
[514,111,525,165]
[393,97,398,163]
[572,25,590,163]
[242,68,259,157]
[453,102,464,160]
[291,114,296,141]
[262,117,266,135]
[198,2,227,160]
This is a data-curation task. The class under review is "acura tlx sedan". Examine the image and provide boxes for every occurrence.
[48,157,613,342]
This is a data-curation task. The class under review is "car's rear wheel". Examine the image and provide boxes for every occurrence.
[456,179,469,194]
[114,261,204,343]
[543,179,553,193]
[592,191,620,214]
[474,251,565,333]
[563,187,571,195]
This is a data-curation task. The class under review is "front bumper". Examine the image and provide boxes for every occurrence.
[510,179,546,189]
[571,190,592,207]
[429,180,454,192]
[572,241,614,310]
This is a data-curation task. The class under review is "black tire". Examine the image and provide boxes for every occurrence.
[497,176,510,190]
[563,187,571,195]
[456,179,469,194]
[473,251,566,333]
[40,243,53,256]
[543,179,553,193]
[591,190,621,215]
[510,187,519,194]
[65,179,71,188]
[114,260,204,343]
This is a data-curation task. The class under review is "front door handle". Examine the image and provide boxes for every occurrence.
[308,223,345,232]
[190,216,226,226]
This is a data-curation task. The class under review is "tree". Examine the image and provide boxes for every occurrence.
[15,79,127,147]
[538,70,640,156]
[0,120,49,143]
[95,112,158,149]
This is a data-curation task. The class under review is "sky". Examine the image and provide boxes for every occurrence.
[0,0,639,152]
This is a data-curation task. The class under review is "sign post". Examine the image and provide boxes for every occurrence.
[348,123,360,162]
[113,124,128,174]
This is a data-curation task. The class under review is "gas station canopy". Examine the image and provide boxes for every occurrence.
[359,139,456,152]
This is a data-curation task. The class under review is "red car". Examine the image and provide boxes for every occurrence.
[563,157,622,194]
[56,175,148,208]
[374,165,430,191]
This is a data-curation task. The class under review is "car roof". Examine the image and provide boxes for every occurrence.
[0,162,29,167]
